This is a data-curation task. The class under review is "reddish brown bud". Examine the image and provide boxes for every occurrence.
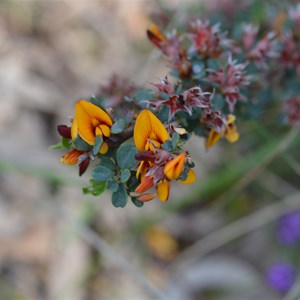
[79,157,90,176]
[58,125,72,139]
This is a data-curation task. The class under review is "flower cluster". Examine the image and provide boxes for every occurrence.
[52,3,300,207]
[241,24,278,68]
[133,110,196,202]
[204,57,250,112]
[187,20,231,58]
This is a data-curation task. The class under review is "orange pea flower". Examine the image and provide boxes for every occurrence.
[205,114,239,149]
[59,100,112,176]
[134,108,169,151]
[60,149,84,165]
[60,148,90,176]
[146,24,167,50]
[134,110,196,202]
[74,100,113,154]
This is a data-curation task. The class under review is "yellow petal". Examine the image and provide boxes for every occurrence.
[226,114,236,125]
[60,149,83,165]
[71,118,78,140]
[205,129,221,149]
[99,142,109,154]
[164,152,186,181]
[178,169,196,184]
[145,139,161,151]
[75,100,112,145]
[95,127,103,136]
[134,110,169,151]
[100,124,111,137]
[156,181,170,202]
[225,126,240,143]
[136,160,148,179]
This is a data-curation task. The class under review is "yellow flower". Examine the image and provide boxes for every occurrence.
[74,100,113,154]
[206,114,239,149]
[134,109,169,151]
[164,152,186,181]
[134,110,196,202]
[165,152,197,183]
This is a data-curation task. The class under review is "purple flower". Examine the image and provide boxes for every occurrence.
[267,263,296,293]
[277,211,300,245]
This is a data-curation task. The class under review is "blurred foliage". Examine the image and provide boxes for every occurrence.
[1,0,300,299]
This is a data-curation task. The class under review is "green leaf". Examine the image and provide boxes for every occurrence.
[158,106,170,122]
[73,135,91,151]
[116,144,138,169]
[179,166,189,181]
[111,119,125,134]
[91,181,106,196]
[93,135,103,156]
[112,184,128,208]
[62,137,72,149]
[120,169,131,183]
[49,137,72,150]
[89,95,104,108]
[107,179,119,192]
[92,166,114,182]
[82,180,106,196]
[99,157,116,171]
[127,175,139,191]
[134,89,153,103]
[172,132,180,149]
[162,140,173,152]
[49,142,64,150]
[131,197,144,207]
[82,187,90,195]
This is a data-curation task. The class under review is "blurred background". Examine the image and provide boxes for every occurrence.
[0,0,299,299]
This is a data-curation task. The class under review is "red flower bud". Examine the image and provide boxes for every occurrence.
[57,125,72,139]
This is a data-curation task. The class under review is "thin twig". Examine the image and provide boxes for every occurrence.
[168,192,300,275]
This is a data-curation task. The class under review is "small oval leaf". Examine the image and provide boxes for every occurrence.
[162,140,173,152]
[120,169,131,183]
[112,184,128,208]
[92,166,114,182]
[98,157,116,171]
[131,197,144,207]
[116,144,138,169]
[111,119,125,134]
[107,179,119,192]
[93,135,103,156]
[73,135,91,151]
